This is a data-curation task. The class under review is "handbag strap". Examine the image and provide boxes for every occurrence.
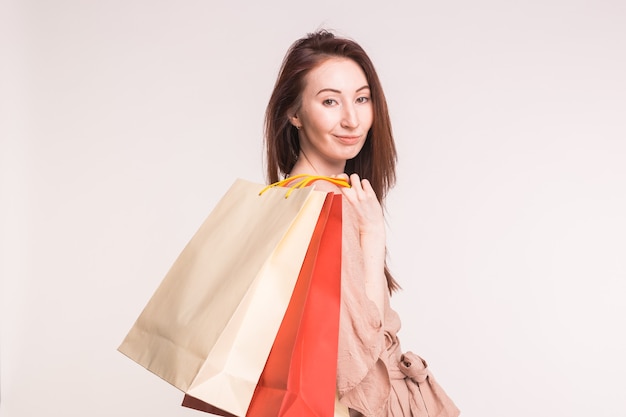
[260,174,350,198]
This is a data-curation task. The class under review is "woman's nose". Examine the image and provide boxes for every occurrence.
[340,104,359,129]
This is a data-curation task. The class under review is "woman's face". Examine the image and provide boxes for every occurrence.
[291,57,373,175]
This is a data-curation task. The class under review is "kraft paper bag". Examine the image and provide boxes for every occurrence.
[183,194,344,416]
[118,178,329,416]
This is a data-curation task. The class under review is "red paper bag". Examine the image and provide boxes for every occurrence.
[183,193,342,416]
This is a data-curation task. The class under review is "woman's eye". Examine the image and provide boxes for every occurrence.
[323,99,337,106]
[356,96,370,104]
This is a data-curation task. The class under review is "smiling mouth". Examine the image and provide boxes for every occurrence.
[335,135,362,143]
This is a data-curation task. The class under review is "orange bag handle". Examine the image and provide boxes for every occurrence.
[259,174,350,198]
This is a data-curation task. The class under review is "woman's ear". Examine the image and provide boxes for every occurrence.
[289,113,302,129]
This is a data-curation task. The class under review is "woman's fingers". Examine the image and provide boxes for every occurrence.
[349,173,362,191]
[339,174,384,231]
[360,177,373,192]
[333,173,350,182]
[339,174,358,201]
[344,174,377,202]
[332,173,368,189]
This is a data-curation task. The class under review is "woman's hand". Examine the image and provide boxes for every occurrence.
[338,174,385,239]
[337,173,387,321]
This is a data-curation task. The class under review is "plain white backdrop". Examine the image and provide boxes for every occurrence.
[2,1,625,416]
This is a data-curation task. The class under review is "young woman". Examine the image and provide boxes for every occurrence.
[265,30,460,417]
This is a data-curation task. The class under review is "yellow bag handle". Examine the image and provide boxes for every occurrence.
[260,174,351,198]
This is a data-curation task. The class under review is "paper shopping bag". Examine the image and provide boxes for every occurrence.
[249,193,342,416]
[118,178,330,416]
[182,193,343,416]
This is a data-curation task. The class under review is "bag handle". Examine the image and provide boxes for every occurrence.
[260,174,350,198]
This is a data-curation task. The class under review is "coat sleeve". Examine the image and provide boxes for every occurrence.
[334,200,460,417]
[335,202,391,416]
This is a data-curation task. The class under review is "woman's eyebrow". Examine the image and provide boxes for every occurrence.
[316,85,370,96]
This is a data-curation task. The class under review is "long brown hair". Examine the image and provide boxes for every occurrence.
[264,30,400,292]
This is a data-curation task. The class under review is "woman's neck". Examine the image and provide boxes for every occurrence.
[290,151,345,177]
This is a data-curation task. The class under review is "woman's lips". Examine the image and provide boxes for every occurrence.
[335,135,362,145]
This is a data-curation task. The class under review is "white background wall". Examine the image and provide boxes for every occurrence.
[2,1,625,416]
